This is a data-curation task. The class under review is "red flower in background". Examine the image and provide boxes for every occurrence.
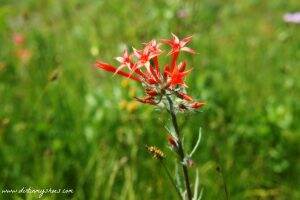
[12,33,32,63]
[12,33,25,46]
[95,34,205,112]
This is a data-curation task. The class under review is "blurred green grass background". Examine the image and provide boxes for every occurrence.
[0,0,300,199]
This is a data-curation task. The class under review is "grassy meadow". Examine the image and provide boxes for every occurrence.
[0,0,300,199]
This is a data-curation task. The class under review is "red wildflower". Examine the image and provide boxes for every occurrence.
[133,48,150,67]
[144,40,162,58]
[115,49,132,74]
[132,44,161,84]
[165,62,192,87]
[95,34,204,112]
[144,40,162,76]
[162,33,195,55]
[162,34,195,73]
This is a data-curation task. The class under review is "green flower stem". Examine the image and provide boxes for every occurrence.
[166,95,193,200]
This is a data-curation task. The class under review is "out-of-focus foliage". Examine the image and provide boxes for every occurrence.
[0,0,299,199]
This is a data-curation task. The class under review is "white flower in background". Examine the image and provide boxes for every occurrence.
[283,12,300,24]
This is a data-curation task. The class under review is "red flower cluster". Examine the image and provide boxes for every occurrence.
[95,34,204,112]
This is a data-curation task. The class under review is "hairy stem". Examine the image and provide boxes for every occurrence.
[166,95,192,200]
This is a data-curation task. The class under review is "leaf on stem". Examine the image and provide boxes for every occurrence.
[189,127,202,158]
[193,170,199,200]
[192,170,203,200]
[175,163,184,194]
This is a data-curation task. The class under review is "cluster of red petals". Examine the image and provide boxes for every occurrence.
[95,34,205,112]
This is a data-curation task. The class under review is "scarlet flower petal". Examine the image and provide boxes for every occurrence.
[161,39,174,46]
[171,33,180,43]
[181,47,195,54]
[180,35,193,46]
[133,48,141,58]
[166,63,192,87]
[113,64,127,75]
[95,61,141,82]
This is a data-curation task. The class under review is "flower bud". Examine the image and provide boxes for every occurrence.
[135,96,156,105]
[145,88,158,96]
[177,92,193,101]
[167,135,179,150]
[183,157,194,167]
[191,101,205,109]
